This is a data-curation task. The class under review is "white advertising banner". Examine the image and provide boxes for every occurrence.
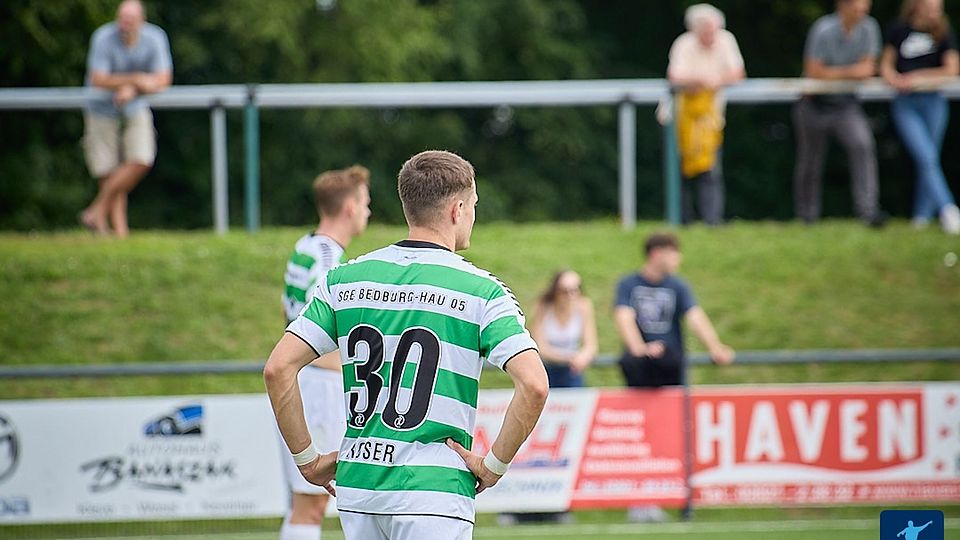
[472,388,598,512]
[1,382,957,524]
[0,395,287,524]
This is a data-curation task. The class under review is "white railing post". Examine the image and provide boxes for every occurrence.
[210,104,228,234]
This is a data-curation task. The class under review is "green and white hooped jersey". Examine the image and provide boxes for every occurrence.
[282,233,345,323]
[286,240,537,523]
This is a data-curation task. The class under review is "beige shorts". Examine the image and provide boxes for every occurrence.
[83,109,157,178]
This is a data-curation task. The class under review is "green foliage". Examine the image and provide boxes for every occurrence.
[1,1,959,230]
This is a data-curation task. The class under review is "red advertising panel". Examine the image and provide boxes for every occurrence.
[472,383,959,512]
[691,384,960,505]
[571,388,687,508]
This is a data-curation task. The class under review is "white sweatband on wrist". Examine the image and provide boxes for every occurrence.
[292,443,319,466]
[483,451,510,476]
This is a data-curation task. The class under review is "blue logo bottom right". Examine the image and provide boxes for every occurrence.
[880,510,944,540]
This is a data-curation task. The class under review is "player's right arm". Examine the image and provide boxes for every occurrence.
[448,349,548,493]
[264,333,320,458]
[265,273,340,490]
[264,332,339,493]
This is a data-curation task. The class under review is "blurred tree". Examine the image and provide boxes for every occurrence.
[0,0,957,229]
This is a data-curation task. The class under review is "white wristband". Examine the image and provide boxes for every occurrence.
[483,451,510,476]
[292,443,319,466]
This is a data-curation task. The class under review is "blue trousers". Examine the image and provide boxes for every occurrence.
[891,92,954,220]
[544,363,584,388]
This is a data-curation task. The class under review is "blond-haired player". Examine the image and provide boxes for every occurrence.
[278,165,370,540]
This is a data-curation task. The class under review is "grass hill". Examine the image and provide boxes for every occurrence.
[1,220,958,398]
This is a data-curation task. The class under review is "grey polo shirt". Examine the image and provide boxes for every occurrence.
[804,13,881,66]
[802,14,880,107]
[85,22,173,118]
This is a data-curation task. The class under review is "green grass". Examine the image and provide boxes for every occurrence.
[4,507,959,539]
[1,219,959,398]
[3,221,958,537]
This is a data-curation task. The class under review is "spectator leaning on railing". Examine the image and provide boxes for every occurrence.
[666,3,746,226]
[793,0,888,228]
[79,0,172,237]
[880,0,960,235]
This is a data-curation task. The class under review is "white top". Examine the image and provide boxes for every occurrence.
[667,29,745,82]
[541,307,583,360]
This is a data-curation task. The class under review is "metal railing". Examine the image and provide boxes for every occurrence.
[3,347,958,379]
[2,78,959,232]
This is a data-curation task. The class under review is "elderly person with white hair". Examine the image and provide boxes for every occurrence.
[666,3,745,226]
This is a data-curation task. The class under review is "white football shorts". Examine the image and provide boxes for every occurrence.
[339,512,473,540]
[279,366,346,495]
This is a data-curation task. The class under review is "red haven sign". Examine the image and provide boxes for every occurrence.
[693,389,924,472]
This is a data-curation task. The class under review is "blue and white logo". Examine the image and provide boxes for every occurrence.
[144,404,203,436]
[80,402,236,493]
[0,496,29,517]
[880,510,944,540]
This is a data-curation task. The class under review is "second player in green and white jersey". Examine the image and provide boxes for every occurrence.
[282,233,345,323]
[287,240,537,524]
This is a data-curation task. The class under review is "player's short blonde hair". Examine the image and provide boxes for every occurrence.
[397,150,475,227]
[684,3,725,31]
[312,165,369,218]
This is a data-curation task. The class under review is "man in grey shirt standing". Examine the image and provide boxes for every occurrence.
[793,0,887,227]
[79,0,172,237]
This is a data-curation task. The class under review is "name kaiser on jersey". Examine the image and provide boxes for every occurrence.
[343,439,396,465]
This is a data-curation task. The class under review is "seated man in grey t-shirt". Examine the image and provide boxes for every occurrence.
[792,0,887,228]
[79,0,172,237]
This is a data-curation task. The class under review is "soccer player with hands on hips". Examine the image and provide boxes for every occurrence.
[264,150,549,540]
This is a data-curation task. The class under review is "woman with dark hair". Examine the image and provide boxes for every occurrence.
[881,0,960,234]
[498,269,598,526]
[530,270,598,388]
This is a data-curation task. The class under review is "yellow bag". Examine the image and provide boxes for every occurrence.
[676,90,724,178]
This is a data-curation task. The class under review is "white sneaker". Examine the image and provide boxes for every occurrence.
[940,204,960,235]
[912,217,931,230]
[627,505,668,523]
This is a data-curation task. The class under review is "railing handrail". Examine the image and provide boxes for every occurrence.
[2,77,959,111]
[2,348,958,379]
[4,77,959,233]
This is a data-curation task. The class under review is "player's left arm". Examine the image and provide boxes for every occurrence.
[684,306,734,365]
[448,349,548,494]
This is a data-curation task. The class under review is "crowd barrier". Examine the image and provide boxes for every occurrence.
[3,78,959,232]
